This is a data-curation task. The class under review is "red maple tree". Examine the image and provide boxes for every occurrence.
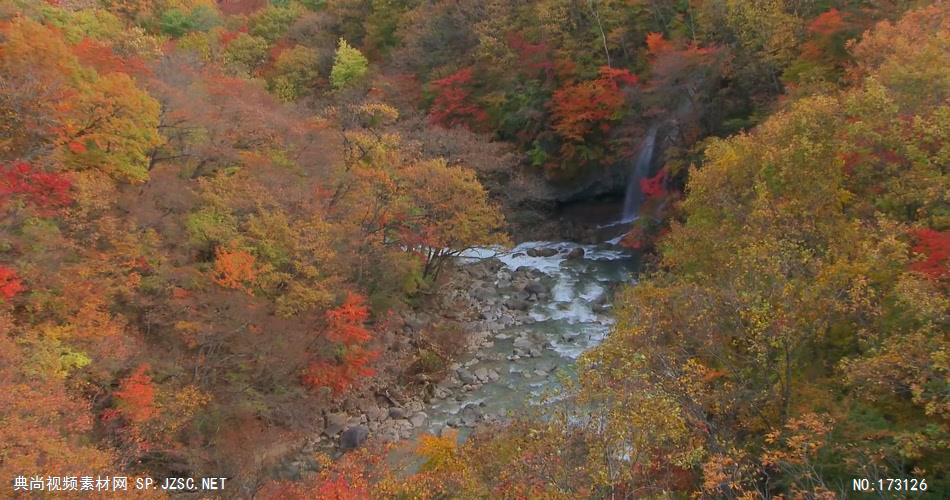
[302,293,378,396]
[910,228,949,280]
[0,162,72,213]
[808,9,845,35]
[325,292,372,345]
[428,67,489,130]
[550,66,638,142]
[113,364,158,423]
[639,166,668,199]
[0,266,24,300]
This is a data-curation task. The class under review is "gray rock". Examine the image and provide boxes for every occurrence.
[536,361,556,372]
[355,397,378,413]
[457,368,477,384]
[513,336,537,350]
[325,412,348,436]
[474,367,490,382]
[472,287,497,301]
[404,315,428,332]
[537,248,559,257]
[591,293,610,313]
[388,407,407,420]
[460,405,482,427]
[340,425,369,450]
[504,298,531,311]
[365,406,386,422]
[380,429,400,443]
[524,280,547,293]
[410,412,428,428]
[566,247,585,259]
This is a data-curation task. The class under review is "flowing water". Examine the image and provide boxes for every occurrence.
[419,241,637,438]
[620,125,659,222]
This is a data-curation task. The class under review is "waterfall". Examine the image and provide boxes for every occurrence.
[620,125,658,222]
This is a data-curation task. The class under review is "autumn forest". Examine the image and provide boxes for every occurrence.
[0,0,946,498]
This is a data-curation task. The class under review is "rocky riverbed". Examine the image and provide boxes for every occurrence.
[278,241,636,479]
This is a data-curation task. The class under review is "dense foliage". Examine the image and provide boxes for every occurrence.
[0,0,945,497]
[0,0,504,490]
[265,2,948,498]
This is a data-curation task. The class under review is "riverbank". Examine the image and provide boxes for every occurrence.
[277,241,636,480]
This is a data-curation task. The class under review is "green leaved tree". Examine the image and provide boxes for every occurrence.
[330,38,369,90]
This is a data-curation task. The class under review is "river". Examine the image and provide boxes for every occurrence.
[419,240,637,438]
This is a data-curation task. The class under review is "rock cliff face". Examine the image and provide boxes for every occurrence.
[546,121,678,204]
[497,122,678,243]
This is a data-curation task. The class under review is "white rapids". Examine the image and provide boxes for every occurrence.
[424,241,637,436]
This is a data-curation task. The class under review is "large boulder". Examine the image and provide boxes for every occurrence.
[388,407,407,420]
[340,425,369,450]
[565,247,585,259]
[523,281,547,299]
[460,405,482,427]
[409,412,428,428]
[472,287,498,301]
[457,368,477,385]
[504,298,531,311]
